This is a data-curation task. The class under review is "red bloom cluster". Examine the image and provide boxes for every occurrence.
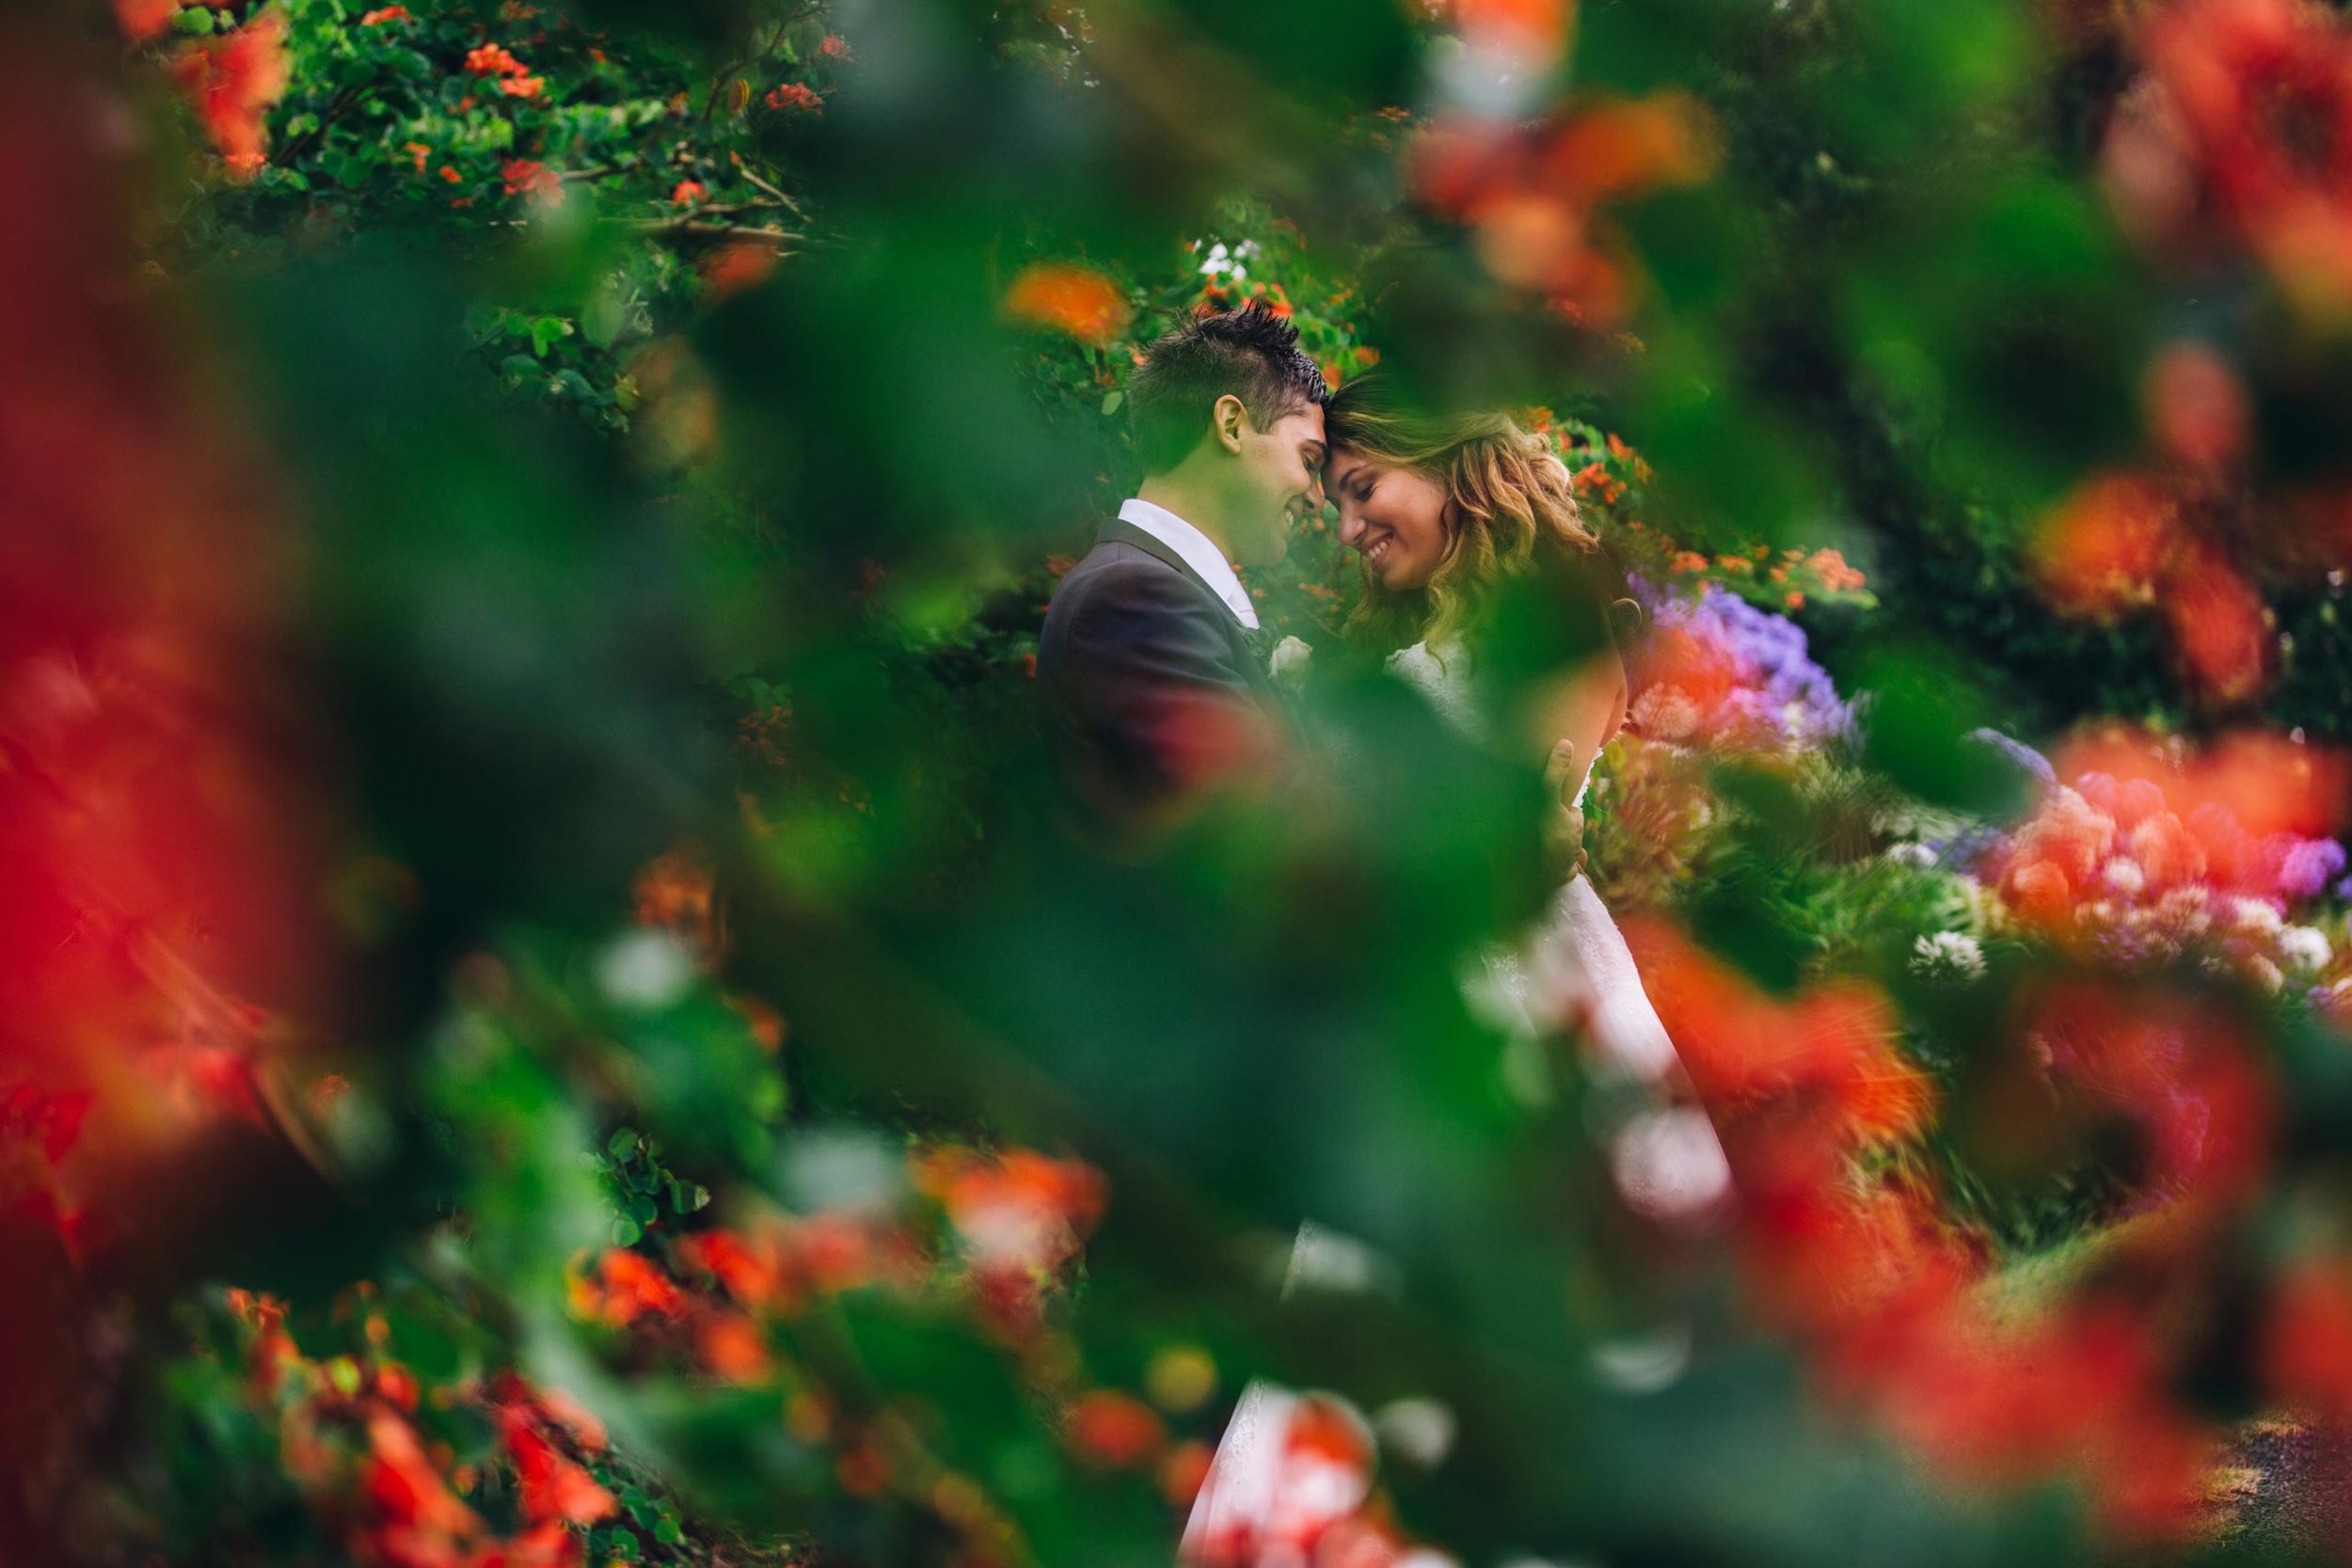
[501,158,564,206]
[465,42,546,100]
[1412,94,1718,327]
[764,82,825,115]
[2035,468,2272,703]
[216,1291,616,1568]
[1983,727,2347,987]
[2109,0,2352,308]
[169,10,292,180]
[1621,921,2232,1536]
[914,1145,1106,1337]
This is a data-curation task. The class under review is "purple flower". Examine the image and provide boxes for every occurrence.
[2276,836,2349,901]
[1643,583,1854,749]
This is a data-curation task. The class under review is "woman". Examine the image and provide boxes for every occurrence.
[1179,386,1729,1568]
[1322,377,1719,1150]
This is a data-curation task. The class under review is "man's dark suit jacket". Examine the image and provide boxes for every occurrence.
[1037,518,1280,829]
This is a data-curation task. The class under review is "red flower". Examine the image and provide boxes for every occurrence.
[1411,94,1718,326]
[1066,1390,1167,1469]
[360,5,411,22]
[169,11,292,181]
[670,179,707,205]
[701,239,778,297]
[501,158,564,206]
[764,82,824,115]
[115,0,179,40]
[580,1246,686,1325]
[2122,0,2352,303]
[505,1416,618,1526]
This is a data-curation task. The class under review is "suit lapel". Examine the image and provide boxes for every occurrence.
[1093,519,1272,693]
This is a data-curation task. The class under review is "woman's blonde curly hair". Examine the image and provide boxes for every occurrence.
[1326,374,1602,656]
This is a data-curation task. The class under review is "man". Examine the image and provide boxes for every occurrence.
[1038,304,1329,834]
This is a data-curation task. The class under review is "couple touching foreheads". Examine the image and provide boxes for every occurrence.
[1039,301,1727,1130]
[1038,302,1732,1558]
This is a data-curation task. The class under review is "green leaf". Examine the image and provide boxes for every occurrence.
[170,5,216,34]
[654,1515,684,1545]
[612,1216,642,1247]
[627,1195,658,1226]
[609,1129,639,1157]
[335,153,373,190]
[1101,390,1123,415]
[529,317,575,357]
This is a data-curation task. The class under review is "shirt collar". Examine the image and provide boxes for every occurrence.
[1117,498,1260,629]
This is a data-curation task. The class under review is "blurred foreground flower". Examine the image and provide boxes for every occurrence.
[1412,94,1718,327]
[1003,261,1134,346]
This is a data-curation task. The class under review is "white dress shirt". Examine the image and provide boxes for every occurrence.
[1117,497,1259,630]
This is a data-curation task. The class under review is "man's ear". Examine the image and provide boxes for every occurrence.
[1212,393,1248,454]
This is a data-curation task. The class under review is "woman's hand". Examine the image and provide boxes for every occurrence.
[1543,739,1590,882]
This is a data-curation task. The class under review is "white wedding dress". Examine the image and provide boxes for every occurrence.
[1177,639,1733,1568]
[1386,639,1730,1224]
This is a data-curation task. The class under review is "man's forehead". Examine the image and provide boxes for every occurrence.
[1277,403,1327,440]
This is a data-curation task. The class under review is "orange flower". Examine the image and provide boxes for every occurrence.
[2035,471,2175,612]
[497,75,546,99]
[359,5,410,22]
[466,42,531,76]
[582,1247,687,1325]
[671,179,707,205]
[1001,262,1132,346]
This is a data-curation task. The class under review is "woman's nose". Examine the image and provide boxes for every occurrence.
[1336,504,1364,548]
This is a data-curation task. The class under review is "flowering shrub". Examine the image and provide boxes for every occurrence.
[1977,729,2347,991]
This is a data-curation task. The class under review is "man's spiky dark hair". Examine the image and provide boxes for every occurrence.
[1126,302,1330,475]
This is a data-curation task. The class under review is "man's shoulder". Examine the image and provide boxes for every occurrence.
[1048,539,1220,623]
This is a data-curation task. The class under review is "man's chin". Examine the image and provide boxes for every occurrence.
[1238,533,1289,569]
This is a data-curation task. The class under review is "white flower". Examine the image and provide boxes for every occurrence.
[2280,926,2335,974]
[1372,1398,1456,1469]
[1911,931,1986,980]
[1885,842,1938,870]
[2101,856,2147,897]
[2247,955,2286,994]
[2232,896,2286,935]
[596,929,694,1009]
[1269,634,1314,690]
